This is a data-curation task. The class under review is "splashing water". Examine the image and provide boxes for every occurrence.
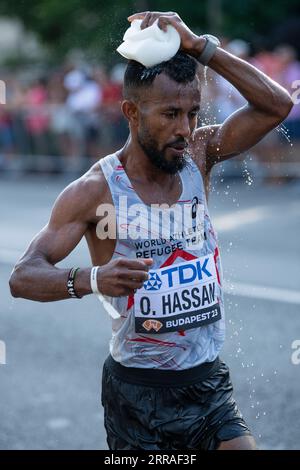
[203,65,208,87]
[242,161,254,186]
[276,124,293,146]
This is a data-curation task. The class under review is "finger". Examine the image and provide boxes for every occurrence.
[142,258,154,267]
[119,288,136,297]
[143,13,159,29]
[118,269,147,281]
[140,11,152,30]
[157,17,170,32]
[141,14,170,31]
[127,12,147,22]
[121,258,153,271]
[157,15,182,36]
[129,270,149,281]
[122,279,145,290]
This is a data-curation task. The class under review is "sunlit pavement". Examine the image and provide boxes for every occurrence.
[0,172,300,449]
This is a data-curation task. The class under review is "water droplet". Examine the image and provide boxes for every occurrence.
[203,66,208,86]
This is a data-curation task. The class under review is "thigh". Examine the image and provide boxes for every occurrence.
[218,435,257,450]
[101,365,161,450]
[197,361,253,450]
[101,360,253,451]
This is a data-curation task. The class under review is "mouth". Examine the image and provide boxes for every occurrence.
[167,143,188,157]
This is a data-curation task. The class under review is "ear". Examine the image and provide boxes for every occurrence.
[122,100,139,126]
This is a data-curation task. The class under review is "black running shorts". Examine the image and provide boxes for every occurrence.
[101,355,252,450]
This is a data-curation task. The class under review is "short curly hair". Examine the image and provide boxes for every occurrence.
[123,51,198,100]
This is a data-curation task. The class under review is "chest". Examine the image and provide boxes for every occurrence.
[125,173,182,206]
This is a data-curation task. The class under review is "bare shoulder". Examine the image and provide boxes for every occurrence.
[190,124,220,173]
[50,160,111,226]
[195,124,220,143]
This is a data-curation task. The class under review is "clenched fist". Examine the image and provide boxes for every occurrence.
[97,257,153,297]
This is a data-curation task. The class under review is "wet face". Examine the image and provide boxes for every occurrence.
[136,73,201,174]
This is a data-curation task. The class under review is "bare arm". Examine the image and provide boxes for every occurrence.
[198,47,293,169]
[9,177,94,301]
[9,174,152,302]
[128,11,294,169]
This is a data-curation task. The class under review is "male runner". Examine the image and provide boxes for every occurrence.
[9,11,293,450]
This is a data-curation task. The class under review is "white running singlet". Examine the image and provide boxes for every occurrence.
[99,153,225,370]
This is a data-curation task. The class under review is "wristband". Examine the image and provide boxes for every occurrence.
[197,34,220,65]
[90,266,120,319]
[91,266,101,294]
[67,267,82,299]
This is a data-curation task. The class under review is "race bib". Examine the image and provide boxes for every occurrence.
[134,254,221,334]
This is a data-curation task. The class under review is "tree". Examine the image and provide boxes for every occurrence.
[0,0,299,60]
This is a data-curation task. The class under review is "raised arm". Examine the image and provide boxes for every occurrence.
[128,11,294,169]
[198,47,293,169]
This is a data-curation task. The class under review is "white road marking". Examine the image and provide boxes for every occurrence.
[1,203,298,307]
[0,248,23,264]
[224,281,300,305]
[0,207,267,265]
[46,418,71,430]
[0,340,6,365]
[214,207,267,232]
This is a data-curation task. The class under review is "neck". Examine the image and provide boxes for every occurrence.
[118,136,177,185]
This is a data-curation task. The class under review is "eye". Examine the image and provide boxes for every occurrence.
[163,111,177,119]
[189,111,198,119]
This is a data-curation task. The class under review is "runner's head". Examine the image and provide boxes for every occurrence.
[122,52,201,174]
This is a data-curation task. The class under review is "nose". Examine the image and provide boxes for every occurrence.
[175,115,192,139]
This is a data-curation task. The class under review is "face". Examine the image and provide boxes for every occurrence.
[135,73,201,174]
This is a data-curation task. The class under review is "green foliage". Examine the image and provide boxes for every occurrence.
[0,0,299,60]
[0,0,134,61]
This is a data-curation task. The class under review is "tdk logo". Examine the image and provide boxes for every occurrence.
[161,258,212,288]
[144,272,162,291]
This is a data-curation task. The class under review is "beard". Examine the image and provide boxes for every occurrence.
[137,128,188,175]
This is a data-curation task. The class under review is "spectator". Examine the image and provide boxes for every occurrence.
[64,69,102,162]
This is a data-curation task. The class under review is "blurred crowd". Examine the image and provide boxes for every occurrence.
[0,40,299,177]
[0,62,128,171]
[202,40,300,180]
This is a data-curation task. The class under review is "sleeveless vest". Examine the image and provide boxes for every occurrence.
[99,153,225,370]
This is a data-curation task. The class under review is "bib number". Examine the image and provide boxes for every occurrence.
[134,254,221,334]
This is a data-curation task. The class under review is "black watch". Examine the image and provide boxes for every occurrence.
[197,34,220,65]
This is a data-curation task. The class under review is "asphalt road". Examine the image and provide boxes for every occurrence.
[0,170,300,450]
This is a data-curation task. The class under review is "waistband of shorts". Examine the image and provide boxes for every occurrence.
[104,355,221,388]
